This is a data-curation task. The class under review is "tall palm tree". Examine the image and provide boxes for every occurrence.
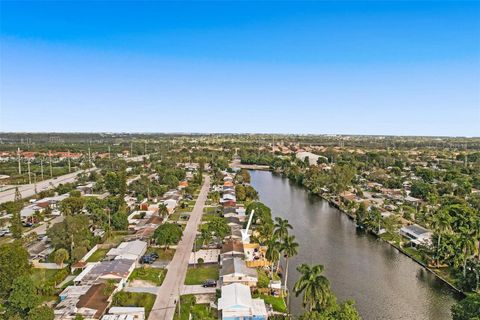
[265,239,282,280]
[273,217,293,239]
[430,210,452,267]
[256,222,274,245]
[457,231,478,277]
[282,235,299,302]
[158,204,169,220]
[293,263,331,312]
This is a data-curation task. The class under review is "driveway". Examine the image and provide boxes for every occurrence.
[148,176,210,320]
[181,285,217,295]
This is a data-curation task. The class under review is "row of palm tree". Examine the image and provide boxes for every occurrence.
[429,204,480,290]
[264,216,333,314]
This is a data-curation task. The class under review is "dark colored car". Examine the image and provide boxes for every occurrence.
[141,252,159,264]
[202,279,217,288]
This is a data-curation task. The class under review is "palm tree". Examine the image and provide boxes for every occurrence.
[265,239,282,280]
[457,231,478,277]
[430,210,452,267]
[293,263,331,312]
[158,204,169,220]
[273,217,293,239]
[255,222,274,245]
[282,235,299,301]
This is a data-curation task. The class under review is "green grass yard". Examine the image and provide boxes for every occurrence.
[184,265,219,285]
[86,248,109,262]
[129,267,166,286]
[112,292,156,318]
[254,293,287,313]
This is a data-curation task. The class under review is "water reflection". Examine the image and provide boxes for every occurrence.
[250,170,460,320]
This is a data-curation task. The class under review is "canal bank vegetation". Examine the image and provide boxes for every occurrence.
[244,197,362,319]
[240,147,480,317]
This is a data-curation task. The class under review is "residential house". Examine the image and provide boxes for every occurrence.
[220,241,245,260]
[102,307,145,320]
[220,257,258,287]
[218,283,268,320]
[106,240,147,263]
[73,259,135,288]
[400,224,433,247]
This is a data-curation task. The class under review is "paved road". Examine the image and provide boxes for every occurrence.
[148,176,210,320]
[25,215,64,236]
[0,168,97,204]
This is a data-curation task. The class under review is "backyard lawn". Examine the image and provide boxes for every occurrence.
[254,293,287,313]
[173,295,216,320]
[129,267,167,286]
[86,248,109,262]
[147,247,176,261]
[184,265,219,285]
[112,292,156,318]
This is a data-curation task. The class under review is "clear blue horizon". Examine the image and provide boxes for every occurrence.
[1,1,479,136]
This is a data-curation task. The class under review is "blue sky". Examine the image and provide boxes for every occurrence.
[1,1,479,136]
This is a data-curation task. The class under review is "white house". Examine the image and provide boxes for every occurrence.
[106,240,147,262]
[218,283,268,320]
[400,224,432,246]
[102,307,145,320]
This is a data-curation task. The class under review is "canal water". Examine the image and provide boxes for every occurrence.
[249,170,460,320]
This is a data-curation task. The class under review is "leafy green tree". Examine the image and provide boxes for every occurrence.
[112,203,129,230]
[47,215,91,259]
[411,181,437,201]
[7,276,39,316]
[294,264,332,312]
[10,212,23,239]
[0,242,31,295]
[451,294,480,320]
[154,223,183,249]
[104,171,127,195]
[27,306,54,320]
[164,175,179,189]
[59,197,85,215]
[53,248,69,268]
[204,216,230,244]
[355,202,368,226]
[430,210,452,267]
[235,185,246,201]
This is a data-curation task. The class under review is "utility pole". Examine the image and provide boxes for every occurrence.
[88,147,92,168]
[130,142,133,157]
[17,148,21,175]
[27,159,32,184]
[33,174,37,194]
[144,141,147,155]
[14,187,22,202]
[40,159,44,180]
[68,150,71,173]
[49,152,53,178]
[108,145,111,159]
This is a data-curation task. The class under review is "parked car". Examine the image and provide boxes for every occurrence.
[141,253,158,264]
[202,279,217,288]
